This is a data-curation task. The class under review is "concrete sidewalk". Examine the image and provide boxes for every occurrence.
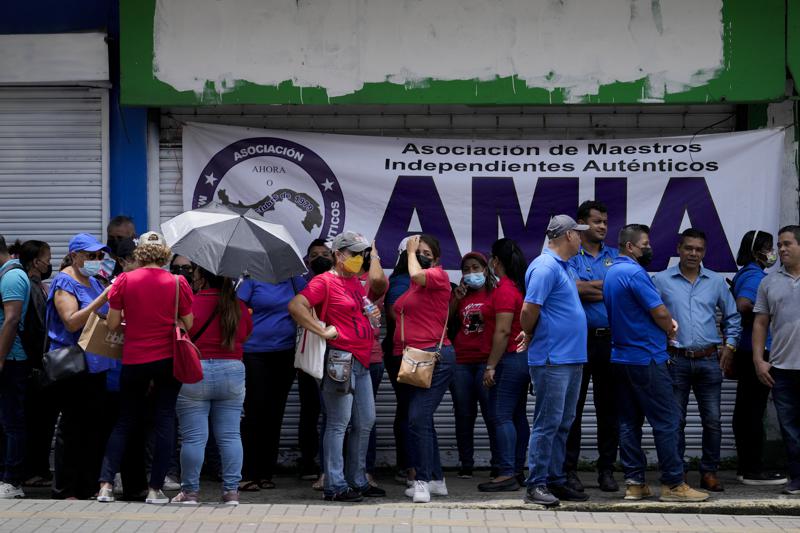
[24,470,800,516]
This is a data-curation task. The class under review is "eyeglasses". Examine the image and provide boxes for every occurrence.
[170,265,194,275]
[80,252,105,260]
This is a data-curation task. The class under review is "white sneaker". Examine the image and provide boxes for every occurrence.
[163,476,181,491]
[0,482,24,499]
[97,487,114,503]
[409,480,430,503]
[428,479,448,496]
[145,488,169,504]
[113,473,123,495]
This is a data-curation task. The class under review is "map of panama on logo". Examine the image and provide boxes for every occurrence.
[192,137,345,249]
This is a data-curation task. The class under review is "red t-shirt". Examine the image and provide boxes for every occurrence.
[393,266,452,355]
[189,289,254,360]
[453,288,491,364]
[482,276,524,354]
[301,271,374,367]
[108,268,193,365]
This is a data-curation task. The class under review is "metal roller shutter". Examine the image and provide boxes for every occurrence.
[0,87,108,267]
[155,104,738,467]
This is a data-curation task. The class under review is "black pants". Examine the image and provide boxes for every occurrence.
[384,352,410,471]
[100,390,148,499]
[52,371,108,499]
[564,333,619,474]
[732,350,772,475]
[24,370,58,481]
[99,358,181,490]
[297,369,321,472]
[241,349,295,481]
[0,360,28,486]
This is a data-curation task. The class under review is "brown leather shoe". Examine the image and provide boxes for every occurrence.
[700,472,724,492]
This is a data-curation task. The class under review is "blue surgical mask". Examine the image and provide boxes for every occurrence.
[79,260,102,277]
[463,272,486,289]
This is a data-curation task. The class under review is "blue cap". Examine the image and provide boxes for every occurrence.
[68,233,110,253]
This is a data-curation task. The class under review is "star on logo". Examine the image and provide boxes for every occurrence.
[204,173,218,185]
[321,178,334,191]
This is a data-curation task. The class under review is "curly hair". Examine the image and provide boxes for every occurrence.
[132,243,172,266]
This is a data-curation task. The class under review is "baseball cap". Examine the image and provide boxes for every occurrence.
[330,231,370,252]
[138,231,167,247]
[546,214,589,239]
[68,233,111,254]
[461,251,488,266]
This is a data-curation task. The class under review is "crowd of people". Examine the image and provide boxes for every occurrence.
[0,204,798,508]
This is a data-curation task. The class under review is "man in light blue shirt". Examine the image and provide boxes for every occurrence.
[652,228,741,493]
[519,214,588,507]
[0,235,31,497]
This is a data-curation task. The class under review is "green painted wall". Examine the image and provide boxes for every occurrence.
[121,0,786,106]
[789,0,800,89]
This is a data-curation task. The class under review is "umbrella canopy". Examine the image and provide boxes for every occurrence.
[161,203,307,284]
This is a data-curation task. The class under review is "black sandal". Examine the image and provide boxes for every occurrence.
[258,479,276,489]
[238,480,260,492]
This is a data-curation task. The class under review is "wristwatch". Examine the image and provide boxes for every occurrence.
[485,365,494,371]
[724,343,737,353]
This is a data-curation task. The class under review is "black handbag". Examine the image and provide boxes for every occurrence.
[41,345,86,384]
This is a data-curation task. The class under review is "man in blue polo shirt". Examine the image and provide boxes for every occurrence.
[564,200,620,493]
[519,214,588,507]
[0,234,31,498]
[652,228,741,493]
[603,224,708,503]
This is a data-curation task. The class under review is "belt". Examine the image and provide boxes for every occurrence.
[589,327,611,337]
[667,345,718,359]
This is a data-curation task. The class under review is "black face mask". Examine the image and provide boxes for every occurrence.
[416,253,433,269]
[636,247,654,267]
[309,256,333,275]
[106,237,122,256]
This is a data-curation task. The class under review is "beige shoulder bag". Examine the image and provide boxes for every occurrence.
[397,310,448,389]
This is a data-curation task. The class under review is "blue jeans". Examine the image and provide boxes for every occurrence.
[771,368,800,481]
[668,354,723,473]
[407,345,455,482]
[527,364,582,487]
[176,359,246,493]
[321,358,375,496]
[614,361,684,486]
[488,353,529,477]
[366,362,384,473]
[450,361,497,470]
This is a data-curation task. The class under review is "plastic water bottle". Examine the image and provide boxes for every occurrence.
[362,297,381,329]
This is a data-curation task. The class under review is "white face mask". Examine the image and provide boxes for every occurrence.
[79,260,102,277]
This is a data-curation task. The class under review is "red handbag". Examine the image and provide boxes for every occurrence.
[172,275,203,384]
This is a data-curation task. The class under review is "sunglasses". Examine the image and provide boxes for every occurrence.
[170,265,194,275]
[79,251,105,260]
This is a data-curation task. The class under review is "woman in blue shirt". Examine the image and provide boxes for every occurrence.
[47,233,114,500]
[238,275,306,491]
[731,230,786,486]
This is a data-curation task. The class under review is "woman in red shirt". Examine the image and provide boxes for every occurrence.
[170,267,253,505]
[449,252,498,479]
[478,238,529,492]
[395,234,454,504]
[98,232,194,505]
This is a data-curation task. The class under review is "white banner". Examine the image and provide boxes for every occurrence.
[183,123,783,275]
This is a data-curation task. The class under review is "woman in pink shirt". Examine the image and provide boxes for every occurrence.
[171,267,253,506]
[98,232,194,505]
[394,234,454,504]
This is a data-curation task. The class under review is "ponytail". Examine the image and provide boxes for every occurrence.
[491,238,527,295]
[198,267,242,350]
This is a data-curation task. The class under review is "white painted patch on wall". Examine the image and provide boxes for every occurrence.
[152,0,723,103]
[0,32,108,84]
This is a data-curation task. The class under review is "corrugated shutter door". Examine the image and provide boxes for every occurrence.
[0,87,107,266]
[157,104,738,467]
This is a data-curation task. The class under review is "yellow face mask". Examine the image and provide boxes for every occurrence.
[342,254,364,273]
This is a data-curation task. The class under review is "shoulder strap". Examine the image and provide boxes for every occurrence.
[400,309,448,351]
[191,308,218,343]
[173,275,180,327]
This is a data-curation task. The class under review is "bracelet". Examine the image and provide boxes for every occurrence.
[724,343,737,353]
[485,365,494,371]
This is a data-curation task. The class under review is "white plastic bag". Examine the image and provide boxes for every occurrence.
[294,318,326,380]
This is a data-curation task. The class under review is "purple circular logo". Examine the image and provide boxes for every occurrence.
[192,137,345,241]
